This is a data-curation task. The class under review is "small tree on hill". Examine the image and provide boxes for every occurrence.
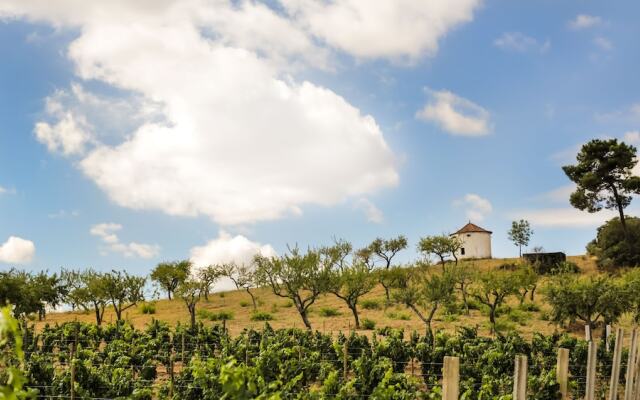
[322,240,376,329]
[356,236,407,302]
[470,270,521,333]
[544,275,629,340]
[176,279,202,330]
[102,270,146,321]
[151,260,191,300]
[220,262,259,310]
[255,247,329,330]
[393,267,455,338]
[508,220,533,257]
[514,266,539,305]
[563,138,640,238]
[587,216,640,269]
[418,235,462,270]
[197,265,221,301]
[449,262,474,314]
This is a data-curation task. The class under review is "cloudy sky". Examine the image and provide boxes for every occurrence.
[1,0,639,273]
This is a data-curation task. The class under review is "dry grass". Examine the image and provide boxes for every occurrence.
[36,256,607,338]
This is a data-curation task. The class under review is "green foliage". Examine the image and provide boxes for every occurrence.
[470,269,521,333]
[361,319,376,330]
[0,269,65,319]
[150,260,191,300]
[250,311,274,321]
[549,261,581,275]
[563,138,640,236]
[418,235,462,267]
[361,299,381,310]
[385,311,411,321]
[588,217,640,269]
[239,301,249,308]
[318,307,342,317]
[199,310,234,321]
[282,301,293,308]
[0,307,37,399]
[519,302,540,312]
[138,302,156,315]
[508,219,533,257]
[102,270,146,321]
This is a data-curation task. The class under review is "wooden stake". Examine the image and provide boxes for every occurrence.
[343,341,348,380]
[609,328,624,400]
[557,348,570,400]
[442,356,460,400]
[625,328,638,400]
[513,355,528,400]
[586,341,597,400]
[585,324,592,341]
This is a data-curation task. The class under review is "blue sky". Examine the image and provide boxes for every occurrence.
[1,0,639,275]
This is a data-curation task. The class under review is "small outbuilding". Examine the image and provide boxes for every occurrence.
[451,222,492,260]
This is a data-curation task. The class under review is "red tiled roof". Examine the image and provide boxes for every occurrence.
[453,222,492,235]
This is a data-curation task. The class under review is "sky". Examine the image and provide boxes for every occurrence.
[1,0,640,279]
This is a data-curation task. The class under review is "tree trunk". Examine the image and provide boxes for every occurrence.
[460,285,470,315]
[489,305,497,334]
[349,303,360,329]
[168,290,172,300]
[294,298,312,330]
[204,288,209,301]
[519,244,522,258]
[114,306,122,321]
[189,305,196,331]
[246,288,257,310]
[612,185,628,238]
[94,303,102,326]
[530,286,536,301]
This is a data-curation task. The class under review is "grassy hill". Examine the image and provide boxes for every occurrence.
[37,255,612,338]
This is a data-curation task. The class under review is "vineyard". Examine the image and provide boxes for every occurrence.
[4,305,640,400]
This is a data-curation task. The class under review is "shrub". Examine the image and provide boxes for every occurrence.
[219,292,226,298]
[251,311,274,321]
[139,302,156,315]
[519,302,540,312]
[466,298,482,310]
[319,307,341,317]
[506,309,530,326]
[443,301,462,316]
[361,299,381,310]
[386,311,411,321]
[550,261,580,275]
[210,311,234,321]
[270,303,278,313]
[281,301,294,308]
[361,318,376,330]
[239,301,250,308]
[588,217,640,269]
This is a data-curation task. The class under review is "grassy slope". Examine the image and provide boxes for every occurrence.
[37,256,616,338]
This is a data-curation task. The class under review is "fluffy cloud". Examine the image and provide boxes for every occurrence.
[454,193,492,221]
[90,222,160,258]
[568,14,602,30]
[1,0,419,225]
[354,198,383,223]
[593,36,613,51]
[493,32,550,53]
[190,231,277,291]
[416,89,491,136]
[536,184,575,204]
[281,0,481,61]
[509,208,620,228]
[625,131,640,144]
[0,236,35,264]
[0,185,16,196]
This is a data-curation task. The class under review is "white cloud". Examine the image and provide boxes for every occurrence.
[3,0,403,226]
[0,236,35,264]
[493,32,550,53]
[593,36,613,51]
[0,186,16,196]
[280,0,481,61]
[416,89,491,136]
[454,193,492,222]
[568,14,602,30]
[190,230,277,291]
[48,209,80,219]
[510,208,621,228]
[536,184,575,204]
[596,104,640,123]
[355,198,383,223]
[90,222,160,258]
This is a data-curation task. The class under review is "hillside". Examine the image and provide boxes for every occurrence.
[36,256,608,337]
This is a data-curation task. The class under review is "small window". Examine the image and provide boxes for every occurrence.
[461,248,465,255]
[466,234,471,237]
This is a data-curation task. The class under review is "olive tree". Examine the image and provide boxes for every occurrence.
[197,265,221,301]
[356,236,407,302]
[393,267,455,338]
[470,270,521,333]
[220,262,259,310]
[322,240,376,329]
[255,247,328,330]
[102,270,146,321]
[449,262,474,314]
[176,279,202,330]
[544,275,629,340]
[150,260,191,300]
[418,235,462,270]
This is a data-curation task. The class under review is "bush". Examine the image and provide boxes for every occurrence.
[549,261,580,275]
[319,307,341,317]
[251,311,274,321]
[361,318,376,330]
[219,292,226,298]
[239,301,250,308]
[506,309,530,326]
[519,302,540,312]
[270,303,279,313]
[588,217,640,269]
[386,311,411,321]
[361,299,381,310]
[281,301,293,308]
[210,311,234,321]
[139,302,156,315]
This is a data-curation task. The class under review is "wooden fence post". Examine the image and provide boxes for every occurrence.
[181,331,185,362]
[609,328,624,400]
[513,355,528,400]
[343,341,348,380]
[606,325,613,351]
[585,325,592,341]
[625,328,638,400]
[442,356,460,400]
[557,348,570,400]
[586,340,598,400]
